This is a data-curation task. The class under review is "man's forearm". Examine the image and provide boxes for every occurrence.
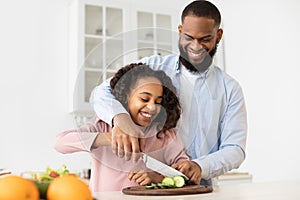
[91,133,112,148]
[90,79,128,126]
[193,145,245,179]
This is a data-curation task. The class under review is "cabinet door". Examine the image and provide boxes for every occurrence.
[84,4,124,98]
[136,11,174,59]
[72,2,125,117]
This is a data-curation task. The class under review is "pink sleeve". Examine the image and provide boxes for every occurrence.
[54,117,106,154]
[163,129,189,165]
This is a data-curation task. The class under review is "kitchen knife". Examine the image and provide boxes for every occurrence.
[142,153,189,180]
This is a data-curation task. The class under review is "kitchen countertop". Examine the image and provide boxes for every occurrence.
[93,180,300,200]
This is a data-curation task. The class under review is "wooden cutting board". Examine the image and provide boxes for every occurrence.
[122,185,213,196]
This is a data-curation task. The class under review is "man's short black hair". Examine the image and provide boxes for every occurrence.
[181,0,221,27]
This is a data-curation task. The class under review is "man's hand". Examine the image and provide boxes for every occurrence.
[171,161,201,185]
[128,169,164,186]
[112,113,145,161]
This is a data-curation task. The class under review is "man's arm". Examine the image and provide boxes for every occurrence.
[193,83,247,180]
[90,78,145,161]
[193,145,245,180]
[90,78,127,126]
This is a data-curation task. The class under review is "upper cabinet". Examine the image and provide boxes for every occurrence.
[68,0,179,117]
[83,5,124,102]
[136,12,173,59]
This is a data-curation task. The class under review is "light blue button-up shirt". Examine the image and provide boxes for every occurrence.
[91,54,247,181]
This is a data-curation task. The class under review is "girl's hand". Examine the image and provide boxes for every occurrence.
[128,169,164,186]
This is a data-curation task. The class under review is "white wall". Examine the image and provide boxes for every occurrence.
[0,0,91,174]
[217,0,300,182]
[1,0,300,182]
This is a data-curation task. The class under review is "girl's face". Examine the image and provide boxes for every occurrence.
[127,77,163,127]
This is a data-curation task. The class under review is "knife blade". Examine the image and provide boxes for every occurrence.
[142,153,188,180]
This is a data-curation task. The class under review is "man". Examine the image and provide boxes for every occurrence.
[90,0,247,185]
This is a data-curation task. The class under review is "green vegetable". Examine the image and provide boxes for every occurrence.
[145,183,156,189]
[162,177,175,187]
[27,165,72,199]
[32,172,54,182]
[29,165,72,182]
[145,176,186,189]
[173,176,185,188]
[156,183,166,188]
[32,180,51,199]
[46,164,70,176]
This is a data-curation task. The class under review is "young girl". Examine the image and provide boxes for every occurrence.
[54,63,189,192]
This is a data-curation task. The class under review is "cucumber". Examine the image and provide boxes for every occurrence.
[173,176,185,188]
[156,183,166,188]
[145,183,156,189]
[161,177,175,187]
[144,176,186,189]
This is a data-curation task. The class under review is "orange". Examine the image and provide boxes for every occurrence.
[0,175,39,200]
[47,175,93,200]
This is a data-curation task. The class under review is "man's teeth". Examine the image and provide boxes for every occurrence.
[189,50,202,57]
[141,112,152,118]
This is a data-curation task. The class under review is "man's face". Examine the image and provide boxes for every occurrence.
[178,16,223,72]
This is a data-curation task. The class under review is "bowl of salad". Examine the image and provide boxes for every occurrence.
[23,165,76,199]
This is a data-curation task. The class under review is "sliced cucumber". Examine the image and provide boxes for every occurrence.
[156,183,165,188]
[145,183,156,189]
[144,176,186,189]
[161,177,175,187]
[173,176,185,188]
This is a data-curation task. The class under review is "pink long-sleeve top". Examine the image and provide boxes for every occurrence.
[54,117,188,192]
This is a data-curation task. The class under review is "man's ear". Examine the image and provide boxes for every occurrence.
[217,28,223,43]
[178,24,183,35]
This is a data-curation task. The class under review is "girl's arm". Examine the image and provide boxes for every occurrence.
[54,130,98,154]
[54,117,112,153]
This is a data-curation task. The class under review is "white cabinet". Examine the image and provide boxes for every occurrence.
[68,0,178,119]
[136,12,173,58]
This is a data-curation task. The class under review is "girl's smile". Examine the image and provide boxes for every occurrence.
[127,77,163,127]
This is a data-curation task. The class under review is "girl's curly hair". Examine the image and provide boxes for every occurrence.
[110,63,181,133]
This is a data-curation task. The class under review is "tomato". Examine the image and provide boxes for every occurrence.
[49,171,60,178]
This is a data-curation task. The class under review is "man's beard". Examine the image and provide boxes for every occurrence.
[178,41,218,73]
